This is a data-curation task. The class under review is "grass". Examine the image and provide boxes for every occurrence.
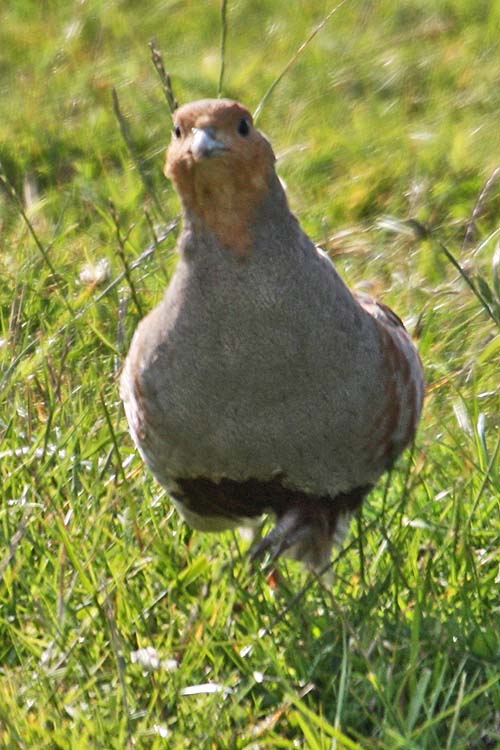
[1,0,499,747]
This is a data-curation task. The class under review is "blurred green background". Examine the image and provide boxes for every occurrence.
[1,0,499,237]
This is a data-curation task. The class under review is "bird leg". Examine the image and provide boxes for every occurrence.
[249,507,313,563]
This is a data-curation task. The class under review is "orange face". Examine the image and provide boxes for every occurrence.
[165,99,276,258]
[165,99,274,183]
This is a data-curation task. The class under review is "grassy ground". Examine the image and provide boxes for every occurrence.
[1,1,499,748]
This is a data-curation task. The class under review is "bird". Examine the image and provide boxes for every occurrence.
[120,98,425,570]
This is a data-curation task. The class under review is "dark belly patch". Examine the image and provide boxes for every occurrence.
[173,475,371,529]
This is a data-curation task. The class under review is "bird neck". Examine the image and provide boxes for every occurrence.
[178,170,293,261]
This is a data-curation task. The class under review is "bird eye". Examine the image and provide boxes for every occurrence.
[174,125,182,139]
[237,118,251,137]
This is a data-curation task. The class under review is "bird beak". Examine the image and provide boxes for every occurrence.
[191,127,227,160]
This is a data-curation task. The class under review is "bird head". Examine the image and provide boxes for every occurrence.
[165,99,277,258]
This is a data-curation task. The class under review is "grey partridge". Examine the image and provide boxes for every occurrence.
[120,99,425,570]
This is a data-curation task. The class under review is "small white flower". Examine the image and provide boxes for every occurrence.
[153,724,171,738]
[130,647,179,673]
[79,258,111,286]
[162,658,179,672]
[131,646,161,671]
